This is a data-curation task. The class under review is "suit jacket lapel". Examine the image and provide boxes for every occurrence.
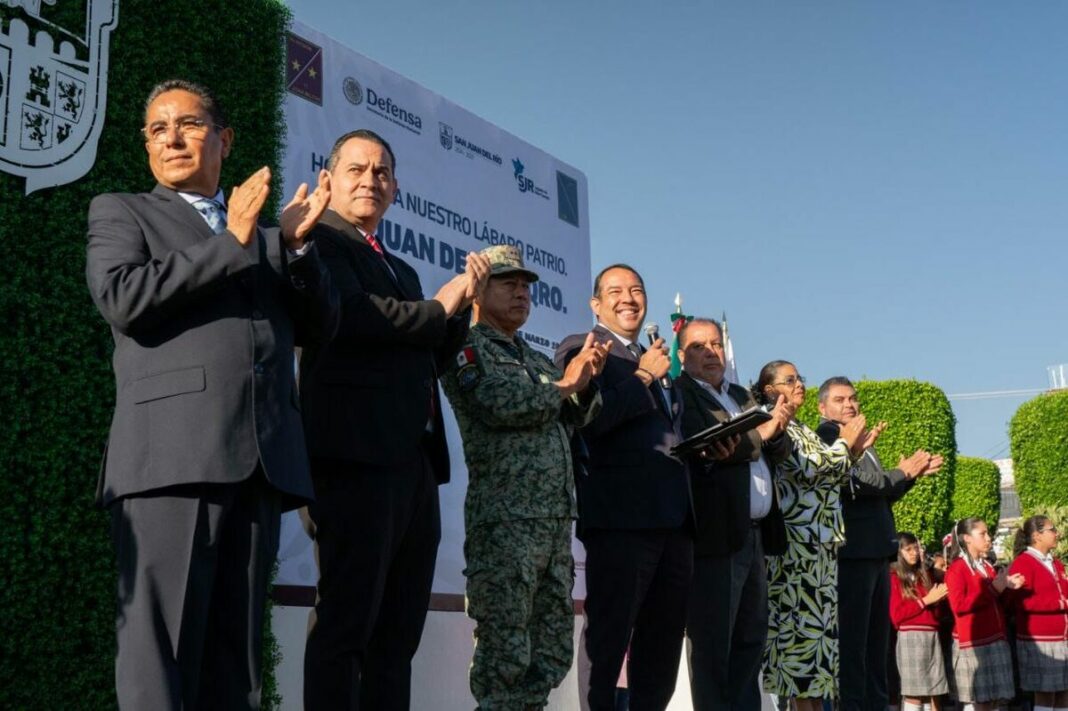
[321,210,407,298]
[151,183,216,242]
[593,325,635,363]
[680,373,730,424]
[384,251,417,300]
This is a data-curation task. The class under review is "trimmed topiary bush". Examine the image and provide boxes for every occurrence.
[1010,390,1068,515]
[951,456,1001,531]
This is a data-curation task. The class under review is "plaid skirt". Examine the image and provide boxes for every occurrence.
[896,630,949,697]
[950,639,1015,703]
[1017,639,1068,692]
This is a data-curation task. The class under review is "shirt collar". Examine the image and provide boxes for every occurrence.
[178,189,226,207]
[691,374,731,397]
[1028,546,1054,563]
[597,323,637,348]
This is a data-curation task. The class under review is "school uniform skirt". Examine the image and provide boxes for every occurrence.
[1017,638,1068,692]
[896,630,949,697]
[950,639,1015,703]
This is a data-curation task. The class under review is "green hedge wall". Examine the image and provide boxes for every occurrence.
[1010,390,1068,515]
[952,456,1001,530]
[0,1,290,707]
[796,379,957,547]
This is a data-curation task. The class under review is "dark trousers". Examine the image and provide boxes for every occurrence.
[838,557,891,711]
[583,527,693,711]
[112,471,281,711]
[686,525,768,711]
[302,453,440,711]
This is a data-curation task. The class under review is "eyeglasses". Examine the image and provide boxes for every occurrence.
[141,117,222,144]
[773,375,806,387]
[1044,526,1059,534]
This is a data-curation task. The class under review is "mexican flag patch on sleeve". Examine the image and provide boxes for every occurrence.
[456,346,477,368]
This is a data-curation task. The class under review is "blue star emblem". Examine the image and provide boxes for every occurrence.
[512,158,525,178]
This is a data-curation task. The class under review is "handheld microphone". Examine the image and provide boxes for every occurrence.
[643,323,672,390]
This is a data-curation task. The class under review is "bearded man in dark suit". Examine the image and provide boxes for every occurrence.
[86,79,338,709]
[298,129,491,710]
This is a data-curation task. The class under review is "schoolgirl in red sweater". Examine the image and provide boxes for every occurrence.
[945,517,1024,711]
[1007,515,1068,711]
[890,532,950,711]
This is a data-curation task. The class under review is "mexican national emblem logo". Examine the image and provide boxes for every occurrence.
[0,0,118,194]
[438,122,452,150]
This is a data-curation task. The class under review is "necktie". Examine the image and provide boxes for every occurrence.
[193,198,226,235]
[366,233,385,256]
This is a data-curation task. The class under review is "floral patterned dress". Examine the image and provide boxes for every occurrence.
[762,420,856,699]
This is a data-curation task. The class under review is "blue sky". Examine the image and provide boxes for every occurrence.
[287,0,1067,458]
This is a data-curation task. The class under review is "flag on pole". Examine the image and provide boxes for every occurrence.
[668,293,691,378]
[721,311,738,384]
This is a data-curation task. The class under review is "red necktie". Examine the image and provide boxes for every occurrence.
[366,233,384,256]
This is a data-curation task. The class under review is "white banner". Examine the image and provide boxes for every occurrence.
[277,20,592,597]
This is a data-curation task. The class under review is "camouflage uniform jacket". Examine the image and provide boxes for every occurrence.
[441,322,601,528]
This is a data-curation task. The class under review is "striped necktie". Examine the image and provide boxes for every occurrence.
[366,233,385,256]
[193,198,226,235]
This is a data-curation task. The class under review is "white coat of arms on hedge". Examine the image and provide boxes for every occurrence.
[0,0,118,194]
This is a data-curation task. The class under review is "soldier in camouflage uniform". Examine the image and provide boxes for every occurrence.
[441,245,610,710]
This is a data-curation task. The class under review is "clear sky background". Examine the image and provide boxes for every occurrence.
[287,0,1066,459]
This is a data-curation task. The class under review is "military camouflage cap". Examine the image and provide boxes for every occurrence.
[480,244,539,282]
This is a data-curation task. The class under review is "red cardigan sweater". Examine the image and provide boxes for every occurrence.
[946,557,1006,648]
[890,572,944,631]
[1007,550,1068,642]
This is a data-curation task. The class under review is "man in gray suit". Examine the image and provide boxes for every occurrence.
[86,79,338,709]
[815,377,942,711]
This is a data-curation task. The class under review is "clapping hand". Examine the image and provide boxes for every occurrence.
[853,420,887,456]
[994,569,1025,592]
[227,166,271,246]
[838,414,867,450]
[756,394,793,441]
[462,251,492,304]
[280,169,332,250]
[558,333,609,397]
[922,582,949,605]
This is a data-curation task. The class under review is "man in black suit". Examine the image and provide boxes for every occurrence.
[299,129,490,709]
[815,377,942,711]
[555,264,693,711]
[86,79,338,709]
[674,318,793,711]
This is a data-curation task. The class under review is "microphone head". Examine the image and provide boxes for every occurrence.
[644,322,660,340]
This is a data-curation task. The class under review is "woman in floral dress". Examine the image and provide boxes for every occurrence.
[753,360,865,711]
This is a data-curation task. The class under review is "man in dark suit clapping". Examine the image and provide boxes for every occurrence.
[674,318,793,710]
[86,79,338,709]
[298,129,490,709]
[556,264,693,711]
[815,377,942,711]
